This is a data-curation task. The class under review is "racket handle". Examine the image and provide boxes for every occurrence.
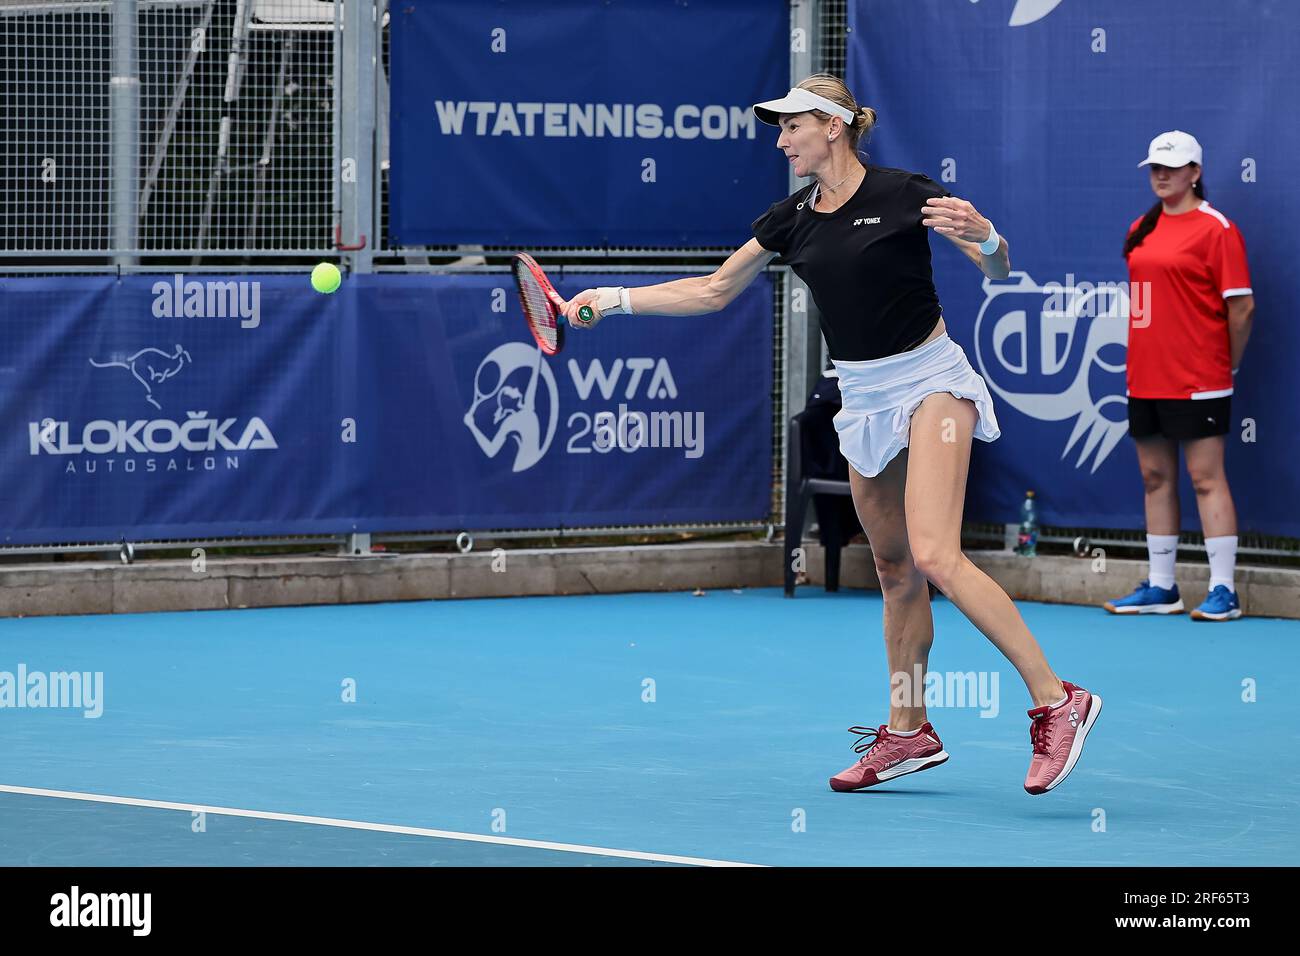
[553,303,594,327]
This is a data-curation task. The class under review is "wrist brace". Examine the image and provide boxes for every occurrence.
[594,287,632,316]
[977,221,1001,256]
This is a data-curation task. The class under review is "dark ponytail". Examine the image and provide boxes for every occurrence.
[1124,172,1206,259]
[1123,202,1163,259]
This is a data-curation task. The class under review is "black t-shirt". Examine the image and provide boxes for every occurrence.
[751,165,952,361]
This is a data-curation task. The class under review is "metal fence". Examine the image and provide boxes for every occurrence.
[1,0,115,252]
[1,0,337,259]
[817,0,848,84]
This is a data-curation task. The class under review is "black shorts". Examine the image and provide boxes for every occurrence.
[1128,396,1231,440]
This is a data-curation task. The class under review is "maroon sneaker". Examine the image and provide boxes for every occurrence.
[1024,681,1102,795]
[829,722,949,792]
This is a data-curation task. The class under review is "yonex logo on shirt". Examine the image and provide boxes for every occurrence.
[853,217,882,226]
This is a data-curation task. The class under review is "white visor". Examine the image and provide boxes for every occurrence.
[753,88,856,126]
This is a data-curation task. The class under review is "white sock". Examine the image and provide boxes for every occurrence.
[1205,535,1238,592]
[1146,533,1179,590]
[888,726,922,737]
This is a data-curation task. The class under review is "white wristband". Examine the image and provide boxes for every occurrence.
[620,287,633,315]
[977,221,1000,256]
[593,287,627,315]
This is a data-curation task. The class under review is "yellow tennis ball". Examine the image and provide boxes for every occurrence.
[311,262,341,294]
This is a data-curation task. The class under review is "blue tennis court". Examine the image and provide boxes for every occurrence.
[2,587,1294,867]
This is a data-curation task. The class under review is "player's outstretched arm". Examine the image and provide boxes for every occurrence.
[560,239,778,327]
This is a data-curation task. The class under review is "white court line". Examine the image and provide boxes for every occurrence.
[0,784,763,868]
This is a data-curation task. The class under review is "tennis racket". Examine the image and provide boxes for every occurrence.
[512,253,594,356]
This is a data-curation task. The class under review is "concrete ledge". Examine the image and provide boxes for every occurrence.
[802,544,1300,621]
[1,541,1296,620]
[0,542,783,618]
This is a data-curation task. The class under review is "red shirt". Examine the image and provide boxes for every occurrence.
[1125,202,1252,399]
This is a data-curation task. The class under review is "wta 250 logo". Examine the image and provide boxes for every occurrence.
[464,342,704,473]
[972,271,1136,473]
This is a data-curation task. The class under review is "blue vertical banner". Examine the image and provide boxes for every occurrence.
[848,0,1298,535]
[388,0,789,247]
[0,274,773,545]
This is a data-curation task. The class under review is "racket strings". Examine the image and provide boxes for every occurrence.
[514,265,559,350]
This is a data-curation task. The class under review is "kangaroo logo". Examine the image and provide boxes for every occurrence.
[972,272,1129,473]
[463,341,558,473]
[89,344,192,410]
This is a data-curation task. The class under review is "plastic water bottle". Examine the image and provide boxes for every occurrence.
[1017,490,1038,557]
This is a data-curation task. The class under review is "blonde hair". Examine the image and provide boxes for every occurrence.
[795,73,877,151]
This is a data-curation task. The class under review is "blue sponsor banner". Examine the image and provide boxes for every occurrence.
[388,0,788,247]
[0,274,772,545]
[848,0,1298,536]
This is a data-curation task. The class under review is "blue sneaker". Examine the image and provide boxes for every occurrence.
[1191,585,1242,621]
[1103,579,1184,614]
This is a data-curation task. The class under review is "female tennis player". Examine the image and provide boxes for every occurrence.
[560,74,1100,795]
[1103,131,1254,622]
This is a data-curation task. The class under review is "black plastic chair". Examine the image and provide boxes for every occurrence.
[783,374,861,596]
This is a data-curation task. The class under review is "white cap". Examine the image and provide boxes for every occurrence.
[1138,130,1203,168]
[753,88,856,126]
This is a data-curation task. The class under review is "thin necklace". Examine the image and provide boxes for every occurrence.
[799,167,863,212]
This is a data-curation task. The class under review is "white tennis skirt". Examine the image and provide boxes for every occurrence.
[831,331,1001,479]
